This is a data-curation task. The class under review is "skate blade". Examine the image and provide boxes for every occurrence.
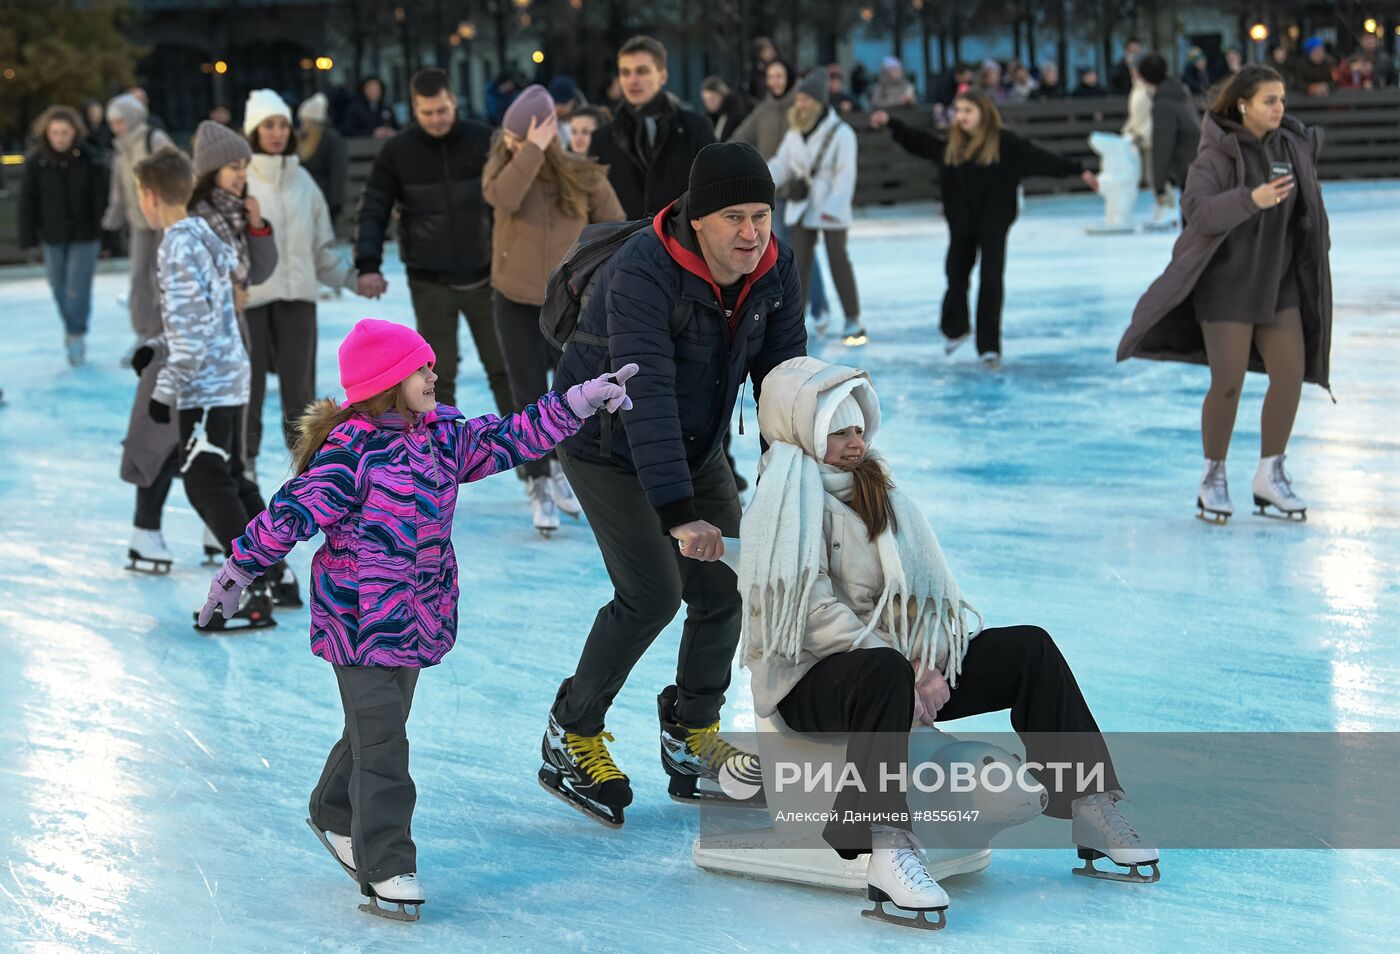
[125,560,173,575]
[1073,853,1161,884]
[667,778,768,810]
[861,900,947,931]
[842,333,869,347]
[272,589,305,609]
[202,551,222,567]
[537,767,624,828]
[1252,499,1307,522]
[305,818,357,883]
[193,614,278,634]
[358,897,421,922]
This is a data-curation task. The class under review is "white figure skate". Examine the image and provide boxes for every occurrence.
[1071,791,1160,883]
[841,318,868,347]
[305,818,356,881]
[547,459,581,519]
[126,528,173,574]
[944,332,971,356]
[862,826,950,930]
[979,351,1002,371]
[1253,454,1306,521]
[1197,459,1233,524]
[528,476,560,538]
[360,873,424,922]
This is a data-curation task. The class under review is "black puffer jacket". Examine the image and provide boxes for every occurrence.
[1150,80,1202,194]
[354,120,494,285]
[19,143,107,248]
[554,198,807,528]
[887,118,1084,234]
[589,94,716,219]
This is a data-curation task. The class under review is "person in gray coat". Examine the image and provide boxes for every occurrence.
[1117,65,1332,525]
[1136,52,1201,223]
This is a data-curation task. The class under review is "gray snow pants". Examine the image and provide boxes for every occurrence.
[127,227,163,340]
[309,664,420,888]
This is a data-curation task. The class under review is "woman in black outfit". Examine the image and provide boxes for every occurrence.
[871,90,1098,368]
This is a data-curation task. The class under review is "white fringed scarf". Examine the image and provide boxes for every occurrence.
[738,443,982,686]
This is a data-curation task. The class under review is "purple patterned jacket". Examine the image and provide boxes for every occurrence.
[231,396,581,667]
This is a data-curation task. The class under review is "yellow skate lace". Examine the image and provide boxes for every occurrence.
[564,730,626,783]
[686,722,744,766]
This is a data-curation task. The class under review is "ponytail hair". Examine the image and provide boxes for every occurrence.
[290,386,414,475]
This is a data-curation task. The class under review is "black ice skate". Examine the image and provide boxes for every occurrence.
[192,581,276,633]
[539,713,631,827]
[359,873,424,922]
[657,685,765,807]
[270,563,303,608]
[305,817,356,882]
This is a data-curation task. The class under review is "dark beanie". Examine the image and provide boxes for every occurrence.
[797,68,831,106]
[686,142,775,218]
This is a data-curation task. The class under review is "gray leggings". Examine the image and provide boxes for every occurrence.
[786,227,860,321]
[1200,307,1304,460]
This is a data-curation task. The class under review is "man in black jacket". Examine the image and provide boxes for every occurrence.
[589,36,717,219]
[354,68,511,412]
[540,143,806,824]
[1137,53,1201,217]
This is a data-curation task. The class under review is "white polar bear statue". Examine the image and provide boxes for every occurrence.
[1087,131,1141,233]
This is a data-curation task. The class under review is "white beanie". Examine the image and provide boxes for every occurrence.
[243,89,292,136]
[106,93,147,128]
[298,92,329,124]
[827,394,865,434]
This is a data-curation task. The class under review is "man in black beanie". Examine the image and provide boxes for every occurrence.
[540,141,807,826]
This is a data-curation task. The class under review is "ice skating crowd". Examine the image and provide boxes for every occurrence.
[16,29,1338,929]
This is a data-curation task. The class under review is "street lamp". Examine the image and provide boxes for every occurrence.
[532,50,545,64]
[1248,22,1268,63]
[214,60,229,74]
[1364,18,1378,34]
[315,57,333,71]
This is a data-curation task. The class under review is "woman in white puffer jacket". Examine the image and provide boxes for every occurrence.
[242,89,367,470]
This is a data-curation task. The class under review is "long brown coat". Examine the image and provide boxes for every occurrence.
[482,143,624,306]
[1117,114,1333,389]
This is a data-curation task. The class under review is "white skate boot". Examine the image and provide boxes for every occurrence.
[862,825,949,930]
[127,528,173,574]
[360,873,424,922]
[1145,185,1179,231]
[547,459,581,520]
[1252,454,1306,521]
[528,476,560,538]
[1197,458,1233,524]
[305,818,356,881]
[841,318,868,347]
[979,351,1002,371]
[944,331,971,356]
[202,525,223,565]
[1071,791,1160,883]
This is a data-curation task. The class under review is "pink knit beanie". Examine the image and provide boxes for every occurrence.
[338,318,436,407]
[503,85,556,139]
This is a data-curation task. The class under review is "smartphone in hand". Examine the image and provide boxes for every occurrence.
[1269,161,1293,181]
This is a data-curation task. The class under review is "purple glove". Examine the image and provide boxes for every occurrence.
[197,558,258,628]
[565,363,639,419]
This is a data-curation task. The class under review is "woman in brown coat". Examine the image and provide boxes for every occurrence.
[483,85,625,535]
[1118,65,1332,524]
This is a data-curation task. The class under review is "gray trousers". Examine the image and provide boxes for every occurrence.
[491,291,558,479]
[407,275,513,415]
[246,300,317,461]
[787,227,860,321]
[309,665,419,887]
[128,227,163,339]
[552,449,743,736]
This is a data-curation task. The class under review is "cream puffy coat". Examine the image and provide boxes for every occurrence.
[246,153,356,308]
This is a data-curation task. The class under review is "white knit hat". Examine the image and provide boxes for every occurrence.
[827,394,865,434]
[297,92,329,124]
[243,89,292,136]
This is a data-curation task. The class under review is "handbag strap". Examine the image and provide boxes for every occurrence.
[807,120,842,180]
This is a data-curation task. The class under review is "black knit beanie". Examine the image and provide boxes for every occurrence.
[686,142,776,219]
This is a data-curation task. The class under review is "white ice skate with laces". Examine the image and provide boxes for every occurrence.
[862,825,950,930]
[305,818,356,881]
[528,475,560,537]
[127,528,173,574]
[547,459,581,519]
[360,873,425,922]
[1071,791,1160,883]
[1197,458,1233,524]
[1252,454,1306,521]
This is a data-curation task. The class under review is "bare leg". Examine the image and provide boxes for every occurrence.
[1253,307,1305,458]
[1199,321,1254,460]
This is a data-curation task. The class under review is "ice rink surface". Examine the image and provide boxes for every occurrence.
[2,184,1398,953]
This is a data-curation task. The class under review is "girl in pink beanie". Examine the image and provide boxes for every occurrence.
[196,317,636,922]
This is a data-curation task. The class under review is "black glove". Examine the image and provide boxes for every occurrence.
[131,345,155,377]
[148,398,171,424]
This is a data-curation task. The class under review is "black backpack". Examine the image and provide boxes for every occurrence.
[539,218,693,351]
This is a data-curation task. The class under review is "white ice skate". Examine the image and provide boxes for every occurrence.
[65,334,85,367]
[126,528,173,574]
[360,873,424,922]
[1197,458,1233,524]
[842,319,868,347]
[1252,454,1306,521]
[1144,185,1180,232]
[979,351,1002,371]
[1071,791,1160,883]
[547,459,581,520]
[202,525,223,566]
[812,310,831,336]
[305,818,356,881]
[862,826,949,930]
[944,332,971,356]
[528,476,560,537]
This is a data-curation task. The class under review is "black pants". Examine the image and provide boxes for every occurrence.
[309,665,419,887]
[943,229,1009,356]
[780,626,1120,856]
[552,449,743,736]
[408,276,513,415]
[491,291,558,479]
[133,447,182,531]
[178,406,267,553]
[246,299,317,460]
